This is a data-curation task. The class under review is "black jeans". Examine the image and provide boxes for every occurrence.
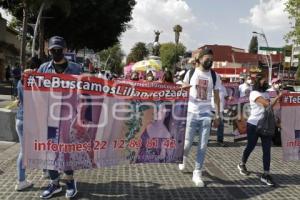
[242,123,272,172]
[49,170,73,180]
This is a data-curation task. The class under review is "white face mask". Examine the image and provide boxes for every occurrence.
[246,79,252,84]
[147,76,153,81]
[274,84,280,90]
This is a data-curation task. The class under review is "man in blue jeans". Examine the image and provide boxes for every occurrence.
[38,36,82,199]
[212,78,229,146]
[178,48,221,187]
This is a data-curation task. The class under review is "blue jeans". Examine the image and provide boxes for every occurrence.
[49,170,73,181]
[216,114,224,143]
[242,123,272,172]
[183,112,212,170]
[16,119,25,182]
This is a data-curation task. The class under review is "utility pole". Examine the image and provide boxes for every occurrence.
[253,31,272,85]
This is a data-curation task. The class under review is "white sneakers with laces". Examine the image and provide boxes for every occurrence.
[15,180,33,191]
[192,170,204,187]
[178,156,187,171]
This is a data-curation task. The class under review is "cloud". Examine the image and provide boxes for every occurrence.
[239,0,290,31]
[120,0,205,54]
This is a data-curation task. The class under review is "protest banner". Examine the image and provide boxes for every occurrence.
[23,72,189,171]
[223,83,250,141]
[280,93,300,161]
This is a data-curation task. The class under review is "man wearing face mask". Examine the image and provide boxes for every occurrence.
[145,70,155,82]
[239,76,252,97]
[267,78,282,93]
[178,48,222,187]
[38,36,81,199]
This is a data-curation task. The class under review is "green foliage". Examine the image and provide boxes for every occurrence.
[284,0,300,43]
[0,0,136,50]
[98,43,124,75]
[126,42,149,64]
[159,42,186,71]
[248,36,258,54]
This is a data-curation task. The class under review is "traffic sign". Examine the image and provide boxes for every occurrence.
[259,47,284,52]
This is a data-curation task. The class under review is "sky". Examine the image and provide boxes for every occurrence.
[1,0,291,54]
[120,0,291,54]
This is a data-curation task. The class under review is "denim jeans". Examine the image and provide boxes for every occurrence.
[49,170,73,181]
[16,119,25,182]
[183,112,212,170]
[216,113,224,143]
[242,123,272,172]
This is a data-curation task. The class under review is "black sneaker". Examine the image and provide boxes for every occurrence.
[237,163,250,176]
[40,183,62,199]
[65,180,78,198]
[260,174,275,187]
[217,141,227,147]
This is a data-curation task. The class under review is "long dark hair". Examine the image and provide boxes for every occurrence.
[162,70,174,83]
[252,73,267,92]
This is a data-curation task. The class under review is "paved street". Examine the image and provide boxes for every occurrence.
[0,132,299,200]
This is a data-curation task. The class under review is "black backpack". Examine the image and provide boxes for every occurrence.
[188,68,217,88]
[256,105,276,137]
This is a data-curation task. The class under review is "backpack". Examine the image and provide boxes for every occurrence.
[188,68,217,89]
[256,105,276,137]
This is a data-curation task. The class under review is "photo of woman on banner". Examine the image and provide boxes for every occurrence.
[69,94,96,168]
[136,102,172,163]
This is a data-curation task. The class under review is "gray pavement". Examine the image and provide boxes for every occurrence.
[0,133,299,200]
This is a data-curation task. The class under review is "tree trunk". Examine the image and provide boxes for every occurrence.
[20,0,28,69]
[32,1,46,57]
[38,18,45,62]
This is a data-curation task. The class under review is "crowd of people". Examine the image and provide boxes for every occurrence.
[14,36,284,198]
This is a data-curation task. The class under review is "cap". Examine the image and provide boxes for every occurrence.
[271,78,281,84]
[48,36,66,49]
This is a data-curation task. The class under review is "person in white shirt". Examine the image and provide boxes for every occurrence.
[237,74,282,187]
[178,48,221,187]
[239,76,252,97]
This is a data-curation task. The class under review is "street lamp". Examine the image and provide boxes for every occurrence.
[252,31,272,85]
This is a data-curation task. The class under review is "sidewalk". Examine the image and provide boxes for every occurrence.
[0,134,299,200]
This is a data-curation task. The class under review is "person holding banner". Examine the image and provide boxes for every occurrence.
[178,47,221,187]
[14,57,40,191]
[237,74,282,187]
[38,36,82,199]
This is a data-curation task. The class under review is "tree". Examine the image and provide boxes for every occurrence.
[159,42,186,71]
[173,24,182,45]
[126,42,149,64]
[20,0,28,68]
[248,36,258,54]
[0,0,136,51]
[98,43,124,75]
[285,0,300,44]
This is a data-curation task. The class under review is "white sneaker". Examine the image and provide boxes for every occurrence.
[192,170,204,187]
[178,156,187,171]
[15,180,33,191]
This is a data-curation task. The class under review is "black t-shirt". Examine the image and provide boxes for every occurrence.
[53,61,68,74]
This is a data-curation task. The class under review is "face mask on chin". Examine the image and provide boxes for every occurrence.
[202,59,213,70]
